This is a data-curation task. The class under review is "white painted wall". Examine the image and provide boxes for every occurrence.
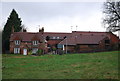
[63,45,64,50]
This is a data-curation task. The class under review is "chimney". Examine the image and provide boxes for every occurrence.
[41,27,44,32]
[39,27,44,33]
[23,28,27,32]
[39,28,41,32]
[11,26,14,33]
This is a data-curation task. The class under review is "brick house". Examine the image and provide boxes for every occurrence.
[10,28,47,55]
[43,32,71,52]
[10,28,119,55]
[59,31,119,53]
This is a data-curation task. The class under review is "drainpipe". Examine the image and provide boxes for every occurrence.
[66,38,67,54]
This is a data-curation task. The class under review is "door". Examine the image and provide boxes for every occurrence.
[23,49,27,55]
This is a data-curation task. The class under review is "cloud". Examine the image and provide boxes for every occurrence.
[1,0,106,2]
[1,2,105,32]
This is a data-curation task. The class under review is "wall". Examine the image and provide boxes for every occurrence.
[78,44,99,52]
[64,45,75,53]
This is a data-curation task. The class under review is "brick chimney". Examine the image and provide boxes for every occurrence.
[39,27,44,33]
[23,28,27,32]
[39,28,41,32]
[41,27,44,32]
[11,26,14,33]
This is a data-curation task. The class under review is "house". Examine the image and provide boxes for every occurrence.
[43,32,71,52]
[59,31,119,53]
[10,28,47,55]
[10,28,119,55]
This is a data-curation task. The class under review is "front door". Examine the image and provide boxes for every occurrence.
[23,49,27,55]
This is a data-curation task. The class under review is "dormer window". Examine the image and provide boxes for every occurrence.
[57,37,60,39]
[15,40,20,45]
[53,37,56,39]
[105,40,110,44]
[33,41,38,45]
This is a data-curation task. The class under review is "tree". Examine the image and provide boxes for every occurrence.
[2,9,22,53]
[20,24,26,32]
[103,0,120,32]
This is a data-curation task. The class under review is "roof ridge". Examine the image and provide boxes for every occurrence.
[72,31,108,33]
[44,32,71,34]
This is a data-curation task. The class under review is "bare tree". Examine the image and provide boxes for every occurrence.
[103,0,120,32]
[21,24,28,32]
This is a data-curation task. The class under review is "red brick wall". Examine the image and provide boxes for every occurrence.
[10,41,14,53]
[109,33,119,44]
[64,45,75,53]
[10,40,48,54]
[79,45,94,51]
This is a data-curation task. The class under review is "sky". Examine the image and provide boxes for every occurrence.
[0,0,113,33]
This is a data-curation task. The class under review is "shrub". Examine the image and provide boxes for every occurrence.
[37,49,43,56]
[28,50,32,55]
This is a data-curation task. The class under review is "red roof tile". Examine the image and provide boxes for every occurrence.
[43,32,71,39]
[10,32,43,41]
[59,34,107,45]
[10,31,119,45]
[76,35,107,44]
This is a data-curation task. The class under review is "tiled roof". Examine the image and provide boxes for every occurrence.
[59,34,107,45]
[59,36,76,45]
[72,31,110,36]
[10,31,119,45]
[10,32,71,41]
[43,32,71,39]
[10,32,43,41]
[76,35,107,44]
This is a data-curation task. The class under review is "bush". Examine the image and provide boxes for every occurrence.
[37,49,43,56]
[52,48,56,51]
[57,49,64,55]
[28,50,32,55]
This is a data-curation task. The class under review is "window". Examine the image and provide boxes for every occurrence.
[33,41,38,45]
[14,48,20,54]
[57,37,60,39]
[57,44,63,48]
[47,44,51,47]
[105,40,110,44]
[52,37,60,39]
[53,37,56,39]
[15,40,20,45]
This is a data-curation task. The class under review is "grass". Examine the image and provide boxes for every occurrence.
[2,51,119,79]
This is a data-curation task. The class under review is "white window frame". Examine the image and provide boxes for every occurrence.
[57,37,60,39]
[33,41,38,45]
[14,48,20,54]
[53,37,56,39]
[15,40,20,45]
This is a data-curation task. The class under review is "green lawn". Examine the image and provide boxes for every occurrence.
[2,51,119,79]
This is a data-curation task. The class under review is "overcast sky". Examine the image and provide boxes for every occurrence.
[1,1,107,33]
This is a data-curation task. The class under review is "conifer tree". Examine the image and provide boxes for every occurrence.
[2,9,22,53]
